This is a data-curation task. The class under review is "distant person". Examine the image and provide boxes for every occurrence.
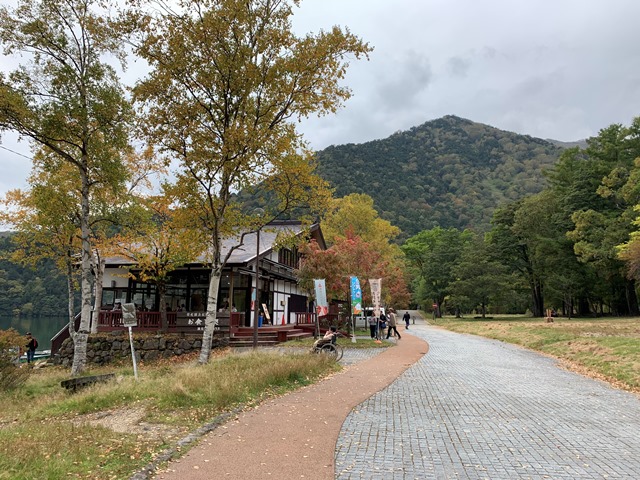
[403,311,411,329]
[386,309,401,340]
[25,332,38,364]
[368,313,378,338]
[378,311,387,340]
[112,302,122,311]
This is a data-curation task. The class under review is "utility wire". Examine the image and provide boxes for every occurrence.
[0,144,31,160]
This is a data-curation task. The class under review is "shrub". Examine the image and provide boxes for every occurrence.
[0,328,30,390]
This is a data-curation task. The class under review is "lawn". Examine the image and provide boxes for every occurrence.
[0,348,342,480]
[430,315,640,393]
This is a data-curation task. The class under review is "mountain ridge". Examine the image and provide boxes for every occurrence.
[314,115,568,238]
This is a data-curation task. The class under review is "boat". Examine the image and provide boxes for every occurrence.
[19,350,51,363]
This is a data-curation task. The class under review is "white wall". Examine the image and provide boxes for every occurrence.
[103,268,130,288]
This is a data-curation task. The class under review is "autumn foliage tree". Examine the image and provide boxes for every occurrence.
[297,233,410,311]
[0,0,133,375]
[113,194,200,332]
[126,0,370,363]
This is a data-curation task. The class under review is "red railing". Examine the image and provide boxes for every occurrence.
[295,312,352,332]
[97,311,246,333]
[295,312,316,325]
[98,311,179,331]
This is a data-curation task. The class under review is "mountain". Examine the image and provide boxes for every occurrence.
[314,115,567,238]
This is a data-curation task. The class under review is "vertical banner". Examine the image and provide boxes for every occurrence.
[369,278,382,318]
[350,276,363,315]
[314,279,329,317]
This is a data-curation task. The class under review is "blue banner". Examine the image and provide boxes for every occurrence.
[350,276,362,315]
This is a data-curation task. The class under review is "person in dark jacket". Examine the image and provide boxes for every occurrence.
[25,332,37,363]
[403,311,411,329]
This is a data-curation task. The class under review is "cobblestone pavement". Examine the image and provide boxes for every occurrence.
[335,323,640,479]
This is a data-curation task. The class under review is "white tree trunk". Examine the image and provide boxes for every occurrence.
[67,254,76,342]
[71,169,93,376]
[91,255,105,334]
[198,263,221,364]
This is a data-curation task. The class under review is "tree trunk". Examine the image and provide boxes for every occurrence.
[626,279,639,315]
[71,165,93,376]
[531,280,544,317]
[66,249,76,340]
[91,254,105,334]
[159,283,168,332]
[199,263,221,364]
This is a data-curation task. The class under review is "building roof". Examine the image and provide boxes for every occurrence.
[105,220,322,268]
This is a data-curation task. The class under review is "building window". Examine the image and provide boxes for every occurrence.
[278,247,299,268]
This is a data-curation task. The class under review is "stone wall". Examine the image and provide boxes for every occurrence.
[53,332,229,367]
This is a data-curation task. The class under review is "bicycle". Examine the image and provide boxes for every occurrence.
[311,333,344,361]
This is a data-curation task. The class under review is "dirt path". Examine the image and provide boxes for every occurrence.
[153,332,428,479]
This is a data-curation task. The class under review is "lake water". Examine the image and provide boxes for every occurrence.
[0,316,69,350]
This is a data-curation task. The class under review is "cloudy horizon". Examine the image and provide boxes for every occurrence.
[2,0,640,197]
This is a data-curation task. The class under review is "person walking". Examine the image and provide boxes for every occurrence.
[403,311,411,329]
[386,309,401,339]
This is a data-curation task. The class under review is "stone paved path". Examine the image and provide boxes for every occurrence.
[336,320,640,479]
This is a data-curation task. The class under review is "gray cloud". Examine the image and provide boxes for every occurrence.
[3,0,640,198]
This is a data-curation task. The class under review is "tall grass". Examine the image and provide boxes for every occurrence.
[0,349,339,479]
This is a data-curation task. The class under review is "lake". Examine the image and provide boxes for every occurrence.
[0,316,69,350]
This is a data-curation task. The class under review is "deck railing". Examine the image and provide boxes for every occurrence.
[98,311,178,331]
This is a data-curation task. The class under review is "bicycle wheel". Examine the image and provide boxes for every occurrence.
[320,343,339,359]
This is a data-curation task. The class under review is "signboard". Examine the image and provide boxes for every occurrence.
[261,303,271,322]
[122,303,139,380]
[176,312,206,331]
[122,303,137,327]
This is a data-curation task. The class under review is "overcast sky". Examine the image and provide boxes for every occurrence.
[2,0,640,198]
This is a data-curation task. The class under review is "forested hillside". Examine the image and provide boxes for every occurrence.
[0,234,68,317]
[315,115,565,237]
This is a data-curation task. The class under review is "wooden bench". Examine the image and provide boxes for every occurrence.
[61,373,115,392]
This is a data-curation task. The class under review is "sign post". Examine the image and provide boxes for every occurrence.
[122,303,138,380]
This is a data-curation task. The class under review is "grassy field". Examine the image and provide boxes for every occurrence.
[0,348,344,480]
[429,315,640,394]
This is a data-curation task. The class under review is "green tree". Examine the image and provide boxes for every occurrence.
[449,235,513,317]
[487,201,545,317]
[402,227,472,315]
[0,0,133,375]
[127,0,370,364]
[565,120,640,315]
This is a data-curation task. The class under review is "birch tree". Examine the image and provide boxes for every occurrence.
[128,0,369,363]
[0,0,133,375]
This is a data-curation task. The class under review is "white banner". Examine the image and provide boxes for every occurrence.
[369,278,382,318]
[314,279,329,317]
